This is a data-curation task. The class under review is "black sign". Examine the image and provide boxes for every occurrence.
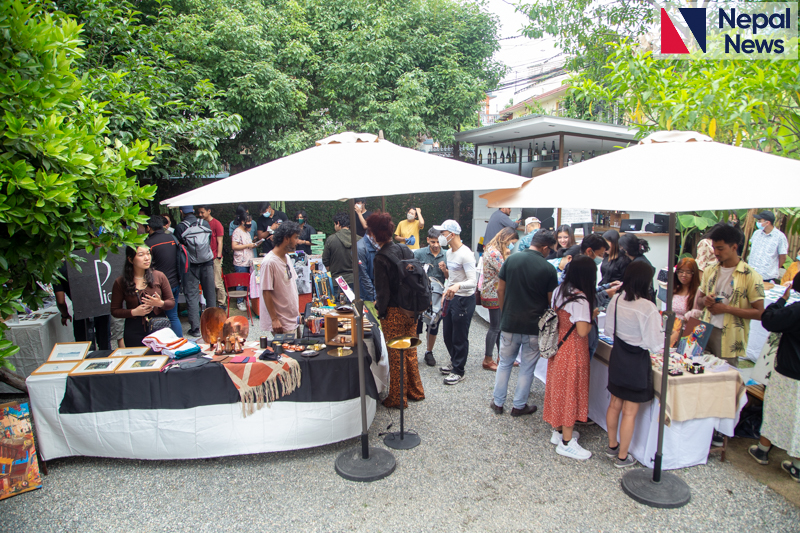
[66,250,126,321]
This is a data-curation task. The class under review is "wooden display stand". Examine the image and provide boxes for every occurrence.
[324,312,356,347]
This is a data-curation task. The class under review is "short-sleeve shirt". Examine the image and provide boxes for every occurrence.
[484,210,517,245]
[700,259,765,360]
[208,218,224,258]
[551,286,591,325]
[749,228,789,280]
[355,210,372,237]
[413,246,445,285]
[232,227,254,268]
[259,251,299,333]
[498,249,558,335]
[394,219,422,250]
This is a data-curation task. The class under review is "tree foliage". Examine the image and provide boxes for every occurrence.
[157,0,503,167]
[0,0,161,369]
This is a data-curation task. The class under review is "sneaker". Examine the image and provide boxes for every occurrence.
[604,445,620,458]
[237,302,247,311]
[187,328,201,338]
[439,363,453,375]
[424,351,436,367]
[748,445,770,465]
[614,454,637,468]
[781,461,800,482]
[711,430,725,447]
[550,430,581,445]
[443,373,465,385]
[556,438,592,460]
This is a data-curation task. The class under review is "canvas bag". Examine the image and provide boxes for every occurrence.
[180,220,213,264]
[538,297,577,360]
[380,243,431,317]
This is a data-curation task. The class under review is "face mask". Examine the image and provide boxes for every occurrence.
[438,234,450,248]
[407,213,415,221]
[508,242,516,251]
[297,218,304,224]
[263,212,269,218]
[796,255,800,262]
[594,256,603,266]
[756,222,764,230]
[355,203,363,210]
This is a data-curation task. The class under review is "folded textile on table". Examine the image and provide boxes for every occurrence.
[222,356,302,417]
[163,342,201,359]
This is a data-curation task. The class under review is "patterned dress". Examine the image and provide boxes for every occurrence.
[761,366,800,457]
[480,248,504,309]
[542,306,590,429]
[380,307,425,408]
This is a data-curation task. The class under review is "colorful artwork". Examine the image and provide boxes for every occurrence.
[677,318,713,358]
[0,402,42,501]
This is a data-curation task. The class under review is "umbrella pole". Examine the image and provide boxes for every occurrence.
[335,199,396,481]
[620,212,691,508]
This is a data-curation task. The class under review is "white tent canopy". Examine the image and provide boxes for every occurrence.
[483,131,800,212]
[163,133,528,207]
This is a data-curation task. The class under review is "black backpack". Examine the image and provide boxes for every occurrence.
[381,243,431,316]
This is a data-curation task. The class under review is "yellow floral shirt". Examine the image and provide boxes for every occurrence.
[700,260,764,360]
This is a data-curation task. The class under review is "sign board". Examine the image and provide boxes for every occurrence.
[559,208,593,228]
[66,250,126,320]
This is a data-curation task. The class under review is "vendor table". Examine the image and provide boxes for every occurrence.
[534,341,746,470]
[2,307,75,393]
[28,335,389,461]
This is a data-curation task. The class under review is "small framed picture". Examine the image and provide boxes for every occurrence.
[31,361,80,375]
[109,347,149,358]
[69,358,124,376]
[115,356,169,374]
[47,342,92,362]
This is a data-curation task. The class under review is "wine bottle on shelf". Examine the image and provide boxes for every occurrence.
[511,146,517,163]
[492,147,497,164]
[550,141,556,162]
[580,150,586,163]
[533,142,539,161]
[499,147,505,164]
[527,143,532,162]
[478,150,482,165]
[540,142,547,161]
[567,150,574,166]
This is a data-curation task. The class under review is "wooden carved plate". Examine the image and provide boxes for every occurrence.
[200,307,227,344]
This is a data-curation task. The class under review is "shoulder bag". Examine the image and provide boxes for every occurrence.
[138,290,172,335]
[608,295,652,392]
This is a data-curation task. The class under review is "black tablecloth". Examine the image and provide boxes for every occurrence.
[59,345,379,414]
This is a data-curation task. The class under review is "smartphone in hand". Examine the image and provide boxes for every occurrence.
[255,238,265,245]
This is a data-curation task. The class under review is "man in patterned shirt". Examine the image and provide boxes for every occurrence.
[695,224,765,366]
[748,211,788,283]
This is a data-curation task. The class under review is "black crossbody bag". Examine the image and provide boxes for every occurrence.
[608,295,651,392]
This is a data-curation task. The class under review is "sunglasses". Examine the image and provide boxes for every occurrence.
[285,263,292,280]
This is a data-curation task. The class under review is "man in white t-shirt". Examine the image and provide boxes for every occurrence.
[748,210,788,283]
[260,222,302,334]
[433,220,477,385]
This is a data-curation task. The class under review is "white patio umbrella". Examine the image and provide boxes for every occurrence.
[162,132,528,481]
[481,130,800,508]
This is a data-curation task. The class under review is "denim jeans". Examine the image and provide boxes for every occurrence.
[164,284,182,338]
[493,331,541,409]
[442,294,476,376]
[233,265,250,304]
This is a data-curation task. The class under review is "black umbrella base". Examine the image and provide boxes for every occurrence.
[621,469,691,508]
[383,430,421,450]
[335,447,396,482]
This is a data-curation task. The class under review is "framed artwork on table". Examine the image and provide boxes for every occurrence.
[0,401,42,501]
[47,342,92,362]
[109,347,149,358]
[31,362,80,375]
[69,358,123,376]
[115,356,169,374]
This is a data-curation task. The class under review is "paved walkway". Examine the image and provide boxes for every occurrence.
[2,316,798,532]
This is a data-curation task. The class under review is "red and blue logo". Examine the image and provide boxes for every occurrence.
[661,7,707,53]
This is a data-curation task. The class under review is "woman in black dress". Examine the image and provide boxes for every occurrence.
[600,230,630,285]
[619,233,655,301]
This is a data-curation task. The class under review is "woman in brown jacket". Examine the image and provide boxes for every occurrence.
[110,246,175,347]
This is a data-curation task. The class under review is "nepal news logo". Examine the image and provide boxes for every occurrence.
[657,3,797,59]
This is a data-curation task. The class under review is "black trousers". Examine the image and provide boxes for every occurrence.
[73,315,111,351]
[442,294,476,376]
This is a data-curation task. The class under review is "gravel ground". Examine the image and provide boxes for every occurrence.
[2,315,798,532]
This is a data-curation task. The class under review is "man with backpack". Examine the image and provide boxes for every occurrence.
[433,220,477,386]
[145,215,184,337]
[490,231,558,415]
[174,206,217,337]
[413,227,446,367]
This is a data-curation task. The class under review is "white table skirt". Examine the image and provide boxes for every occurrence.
[534,357,746,470]
[28,372,377,461]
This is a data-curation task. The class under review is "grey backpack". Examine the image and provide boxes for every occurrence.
[538,303,577,359]
[180,220,213,264]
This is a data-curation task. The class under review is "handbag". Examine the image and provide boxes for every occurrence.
[608,295,651,392]
[139,291,172,335]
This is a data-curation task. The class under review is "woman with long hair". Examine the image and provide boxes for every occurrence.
[604,261,664,468]
[619,233,655,301]
[673,257,700,320]
[231,211,258,311]
[370,212,425,408]
[543,255,596,460]
[110,246,175,347]
[480,227,519,371]
[548,225,576,259]
[600,229,630,285]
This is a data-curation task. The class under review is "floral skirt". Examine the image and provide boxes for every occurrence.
[762,370,800,458]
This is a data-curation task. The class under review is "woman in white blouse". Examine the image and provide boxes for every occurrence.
[604,261,665,468]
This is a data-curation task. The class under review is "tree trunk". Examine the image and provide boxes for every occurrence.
[0,367,27,393]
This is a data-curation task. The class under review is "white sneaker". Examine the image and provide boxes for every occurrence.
[556,438,592,460]
[550,430,581,445]
[443,373,465,385]
[237,302,247,311]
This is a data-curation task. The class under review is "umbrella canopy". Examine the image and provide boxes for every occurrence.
[163,132,528,207]
[482,131,800,212]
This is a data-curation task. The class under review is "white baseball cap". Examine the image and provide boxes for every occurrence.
[433,219,462,235]
[525,217,541,226]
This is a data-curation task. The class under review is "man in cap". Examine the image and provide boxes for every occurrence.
[748,210,788,283]
[516,217,541,253]
[433,220,477,385]
[175,206,216,337]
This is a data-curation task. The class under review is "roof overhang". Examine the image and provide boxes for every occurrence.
[455,115,637,146]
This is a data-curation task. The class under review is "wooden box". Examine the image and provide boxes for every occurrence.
[608,212,630,229]
[324,312,356,347]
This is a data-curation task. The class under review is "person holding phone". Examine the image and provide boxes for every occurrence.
[232,213,259,311]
